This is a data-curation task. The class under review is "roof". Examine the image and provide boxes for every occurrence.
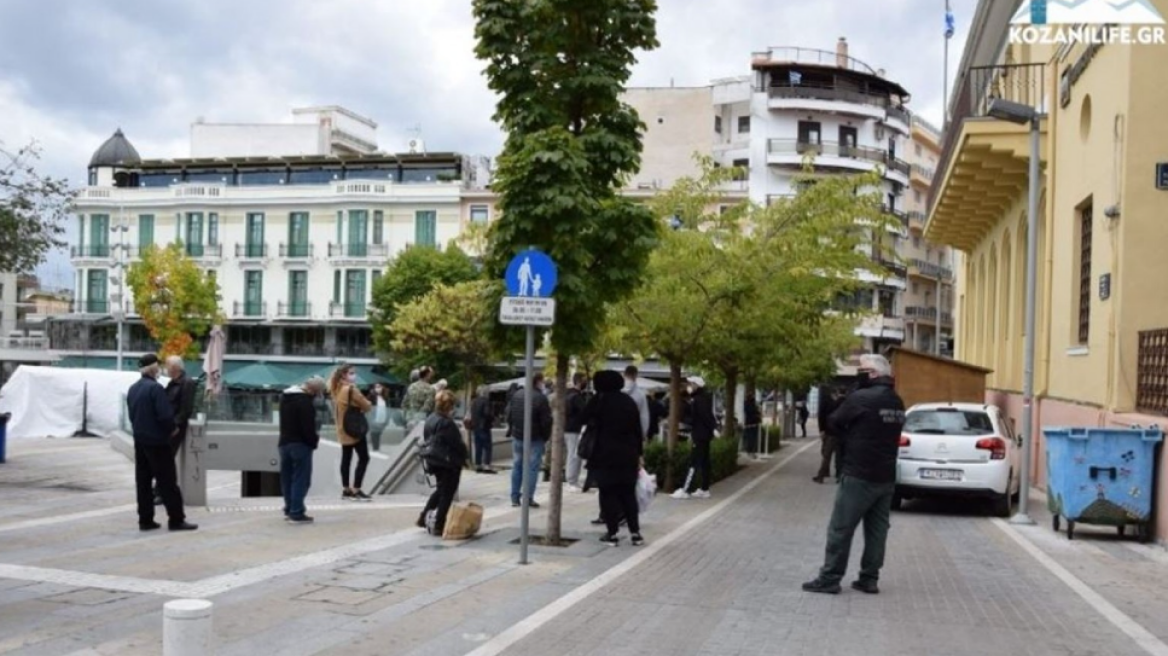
[886,346,993,375]
[134,151,463,171]
[89,129,142,168]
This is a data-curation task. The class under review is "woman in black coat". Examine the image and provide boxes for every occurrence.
[417,390,469,535]
[585,370,646,546]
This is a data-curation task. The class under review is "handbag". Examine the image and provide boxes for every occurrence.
[343,386,369,439]
[577,422,597,461]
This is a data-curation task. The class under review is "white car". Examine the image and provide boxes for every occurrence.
[893,402,1021,516]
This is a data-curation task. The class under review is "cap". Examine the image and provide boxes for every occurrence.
[138,353,160,368]
[686,375,705,388]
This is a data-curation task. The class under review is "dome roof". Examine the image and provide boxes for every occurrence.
[89,129,141,168]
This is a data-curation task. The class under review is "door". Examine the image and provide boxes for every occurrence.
[344,270,367,317]
[288,271,308,317]
[138,215,154,250]
[90,214,110,257]
[348,210,368,257]
[839,126,858,157]
[245,271,263,316]
[288,212,310,257]
[797,121,821,154]
[246,213,265,257]
[186,212,204,256]
[87,270,108,313]
[415,210,437,247]
[208,213,219,246]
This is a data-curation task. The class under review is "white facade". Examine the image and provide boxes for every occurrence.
[191,106,379,158]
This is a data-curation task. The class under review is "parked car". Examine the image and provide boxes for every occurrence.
[893,402,1021,516]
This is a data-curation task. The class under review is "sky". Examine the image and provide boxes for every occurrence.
[0,0,974,290]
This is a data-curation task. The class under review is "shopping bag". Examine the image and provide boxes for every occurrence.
[442,501,484,540]
[636,468,657,513]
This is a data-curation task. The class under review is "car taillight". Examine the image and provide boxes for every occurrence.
[899,435,911,447]
[976,437,1007,460]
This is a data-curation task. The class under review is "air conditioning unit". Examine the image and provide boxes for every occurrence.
[407,138,426,154]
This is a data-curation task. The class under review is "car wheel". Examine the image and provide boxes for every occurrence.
[1052,515,1061,532]
[992,491,1012,518]
[890,494,903,511]
[1067,520,1076,541]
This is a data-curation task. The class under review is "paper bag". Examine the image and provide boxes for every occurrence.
[442,501,484,540]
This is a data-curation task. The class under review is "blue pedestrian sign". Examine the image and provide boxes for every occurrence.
[505,249,557,298]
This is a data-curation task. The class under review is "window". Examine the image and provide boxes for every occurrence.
[913,190,922,203]
[1078,202,1093,344]
[904,408,994,436]
[89,214,110,257]
[344,270,367,317]
[915,143,923,156]
[288,212,310,256]
[288,168,340,185]
[839,126,858,151]
[138,215,154,249]
[912,282,920,294]
[86,270,108,313]
[737,116,750,134]
[373,211,384,245]
[246,213,265,258]
[714,116,723,133]
[348,210,369,256]
[797,121,821,145]
[732,159,748,182]
[208,213,219,246]
[287,271,308,317]
[415,210,437,247]
[244,271,263,316]
[185,213,204,256]
[470,205,490,224]
[333,270,342,303]
[237,169,287,186]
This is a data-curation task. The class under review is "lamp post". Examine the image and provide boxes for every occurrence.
[111,206,130,371]
[987,98,1041,526]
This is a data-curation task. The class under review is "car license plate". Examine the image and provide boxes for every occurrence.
[920,469,963,482]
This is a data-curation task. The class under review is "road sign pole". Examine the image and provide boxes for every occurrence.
[519,324,535,565]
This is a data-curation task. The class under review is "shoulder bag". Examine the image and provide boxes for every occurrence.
[343,386,369,439]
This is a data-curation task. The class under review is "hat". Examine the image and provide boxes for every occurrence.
[686,375,706,388]
[593,370,625,394]
[138,353,160,368]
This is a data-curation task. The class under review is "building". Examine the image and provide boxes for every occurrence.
[626,38,956,357]
[61,106,489,390]
[0,275,58,384]
[926,0,1168,539]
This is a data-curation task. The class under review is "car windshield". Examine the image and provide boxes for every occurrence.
[904,409,994,436]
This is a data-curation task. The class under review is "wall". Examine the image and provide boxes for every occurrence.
[0,272,17,335]
[622,87,714,189]
[191,124,323,158]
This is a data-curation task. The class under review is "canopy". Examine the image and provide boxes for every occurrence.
[221,362,398,390]
[485,375,668,393]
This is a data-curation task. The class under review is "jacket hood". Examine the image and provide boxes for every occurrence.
[593,370,624,394]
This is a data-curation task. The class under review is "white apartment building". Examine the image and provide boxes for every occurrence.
[61,107,493,385]
[627,38,957,356]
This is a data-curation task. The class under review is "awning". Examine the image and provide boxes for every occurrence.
[223,362,311,390]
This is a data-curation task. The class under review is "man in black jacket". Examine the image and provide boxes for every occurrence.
[813,386,844,483]
[155,356,198,504]
[470,386,496,474]
[672,376,717,499]
[507,373,552,508]
[128,354,196,532]
[279,376,325,523]
[804,354,905,595]
[564,372,589,490]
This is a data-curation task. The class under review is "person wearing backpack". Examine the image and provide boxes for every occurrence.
[330,363,373,502]
[418,390,469,534]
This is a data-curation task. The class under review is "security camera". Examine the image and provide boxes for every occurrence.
[1104,205,1121,219]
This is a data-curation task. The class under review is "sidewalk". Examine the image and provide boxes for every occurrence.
[1,435,1166,656]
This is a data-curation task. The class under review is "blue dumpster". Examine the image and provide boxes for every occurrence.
[1044,427,1163,542]
[0,412,9,463]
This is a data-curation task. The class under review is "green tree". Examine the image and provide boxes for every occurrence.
[126,244,222,359]
[369,244,480,368]
[0,142,74,273]
[473,0,660,542]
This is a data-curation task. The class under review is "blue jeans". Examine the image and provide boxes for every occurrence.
[474,429,493,467]
[510,438,546,503]
[279,442,314,519]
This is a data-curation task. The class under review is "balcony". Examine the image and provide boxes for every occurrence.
[928,62,1048,251]
[906,211,927,234]
[886,105,911,134]
[910,164,935,188]
[1138,329,1168,416]
[881,205,907,228]
[330,301,370,320]
[71,245,112,260]
[765,83,888,120]
[232,301,267,319]
[911,115,942,149]
[767,140,909,182]
[333,343,373,358]
[905,306,954,326]
[236,243,269,260]
[328,243,389,260]
[277,301,312,319]
[873,256,907,280]
[279,243,314,259]
[185,243,223,260]
[230,341,275,356]
[908,259,953,281]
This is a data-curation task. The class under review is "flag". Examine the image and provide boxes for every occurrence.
[789,71,802,86]
[945,10,956,38]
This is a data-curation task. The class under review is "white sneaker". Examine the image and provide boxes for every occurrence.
[692,490,711,499]
[671,489,691,500]
[567,485,582,493]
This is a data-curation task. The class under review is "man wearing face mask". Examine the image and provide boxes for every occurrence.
[507,372,552,508]
[803,353,905,595]
[671,376,717,499]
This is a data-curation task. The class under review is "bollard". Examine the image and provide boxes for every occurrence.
[163,599,213,656]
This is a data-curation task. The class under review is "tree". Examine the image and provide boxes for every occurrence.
[0,142,74,273]
[473,0,661,543]
[126,244,222,359]
[389,280,497,402]
[369,244,480,369]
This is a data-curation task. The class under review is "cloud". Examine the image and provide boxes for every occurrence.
[0,0,971,288]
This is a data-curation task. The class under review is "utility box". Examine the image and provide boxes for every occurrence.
[886,347,993,409]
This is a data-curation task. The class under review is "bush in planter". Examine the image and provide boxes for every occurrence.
[644,437,742,492]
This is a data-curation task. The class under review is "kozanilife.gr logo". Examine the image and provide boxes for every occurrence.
[1010,0,1166,45]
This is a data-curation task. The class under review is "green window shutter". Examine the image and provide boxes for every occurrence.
[186,213,204,256]
[373,210,384,245]
[333,270,341,303]
[91,214,110,255]
[348,210,368,256]
[138,215,154,249]
[208,213,219,246]
[415,210,436,247]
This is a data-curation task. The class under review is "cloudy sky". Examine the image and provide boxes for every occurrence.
[0,0,973,289]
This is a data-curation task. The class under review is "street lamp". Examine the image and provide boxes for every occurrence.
[110,207,130,371]
[988,97,1041,526]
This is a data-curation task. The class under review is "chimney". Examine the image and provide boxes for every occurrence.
[836,37,848,68]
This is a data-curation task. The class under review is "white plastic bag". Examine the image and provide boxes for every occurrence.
[636,468,657,513]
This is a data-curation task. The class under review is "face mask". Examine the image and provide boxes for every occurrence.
[856,374,872,389]
[687,386,695,395]
[346,372,357,382]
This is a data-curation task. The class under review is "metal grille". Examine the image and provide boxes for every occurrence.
[1138,329,1168,415]
[1078,204,1092,344]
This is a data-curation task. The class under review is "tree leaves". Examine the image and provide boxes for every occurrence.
[387,280,498,390]
[0,143,74,273]
[125,244,223,359]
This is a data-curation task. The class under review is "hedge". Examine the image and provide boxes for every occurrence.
[644,437,741,492]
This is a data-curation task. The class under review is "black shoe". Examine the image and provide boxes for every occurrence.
[416,515,427,528]
[590,517,606,525]
[631,533,645,547]
[287,515,314,524]
[511,500,521,508]
[483,467,498,475]
[802,579,842,594]
[168,522,198,532]
[353,490,372,502]
[812,476,824,484]
[599,534,619,546]
[139,521,161,531]
[528,501,541,509]
[851,579,880,594]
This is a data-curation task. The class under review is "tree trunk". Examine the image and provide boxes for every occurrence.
[545,353,570,544]
[666,360,683,492]
[722,366,739,441]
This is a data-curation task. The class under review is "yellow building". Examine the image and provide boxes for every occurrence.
[928,0,1168,539]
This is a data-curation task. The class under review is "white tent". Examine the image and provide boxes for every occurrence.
[485,375,669,393]
[0,366,170,440]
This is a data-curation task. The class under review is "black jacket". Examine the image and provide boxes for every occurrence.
[648,396,666,437]
[422,413,469,470]
[507,386,552,442]
[828,377,906,484]
[279,386,321,449]
[471,395,493,430]
[166,372,198,439]
[564,388,588,433]
[744,397,762,426]
[689,389,717,442]
[585,387,644,488]
[127,375,175,447]
[817,392,839,434]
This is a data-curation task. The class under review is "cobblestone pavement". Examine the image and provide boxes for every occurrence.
[1,435,1167,656]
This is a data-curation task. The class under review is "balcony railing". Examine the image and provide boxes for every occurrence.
[881,205,907,226]
[751,47,879,75]
[333,343,373,358]
[185,243,223,258]
[887,104,911,125]
[236,243,269,259]
[906,211,927,231]
[330,301,369,319]
[71,245,111,258]
[768,140,910,176]
[909,259,953,280]
[233,301,267,318]
[279,243,314,258]
[277,301,312,318]
[328,243,389,259]
[1137,329,1168,415]
[766,83,889,109]
[905,306,954,325]
[76,299,109,313]
[911,164,935,182]
[230,341,275,356]
[873,256,907,279]
[931,62,1047,212]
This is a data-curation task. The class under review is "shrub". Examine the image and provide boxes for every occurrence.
[644,437,742,492]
